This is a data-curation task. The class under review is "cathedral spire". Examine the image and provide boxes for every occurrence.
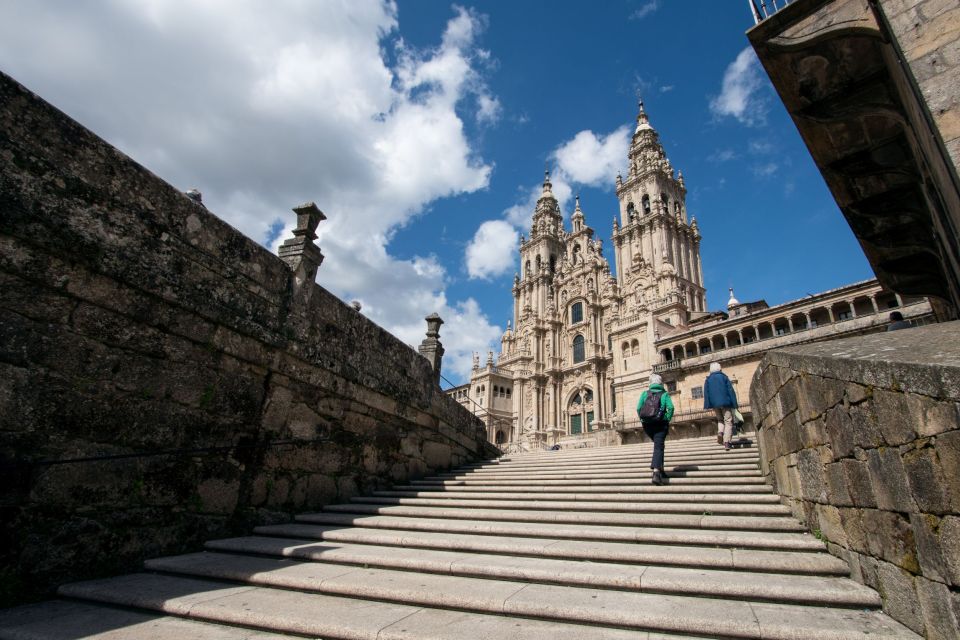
[635,97,652,133]
[541,168,555,199]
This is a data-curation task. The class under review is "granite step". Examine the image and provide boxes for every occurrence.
[390,482,775,494]
[54,573,678,640]
[410,475,771,486]
[210,533,850,577]
[433,468,764,480]
[372,489,783,502]
[159,545,877,606]
[319,502,808,530]
[464,452,760,471]
[347,495,792,515]
[57,569,918,639]
[284,513,826,550]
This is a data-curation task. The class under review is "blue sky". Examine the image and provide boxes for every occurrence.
[0,1,873,383]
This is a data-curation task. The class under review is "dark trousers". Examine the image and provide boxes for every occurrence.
[643,420,669,470]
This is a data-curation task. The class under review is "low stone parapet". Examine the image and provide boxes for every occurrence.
[751,322,960,637]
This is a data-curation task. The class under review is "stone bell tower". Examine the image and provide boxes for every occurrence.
[612,99,706,324]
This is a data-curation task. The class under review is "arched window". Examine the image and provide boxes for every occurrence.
[570,301,584,324]
[642,194,651,214]
[495,430,506,444]
[584,389,593,403]
[621,341,630,354]
[630,339,639,355]
[674,201,680,214]
[626,202,636,221]
[572,244,581,263]
[549,254,556,273]
[535,255,542,273]
[661,194,669,211]
[572,335,585,363]
[524,260,531,277]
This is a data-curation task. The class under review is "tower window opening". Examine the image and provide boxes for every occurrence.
[642,194,651,215]
[573,334,585,363]
[571,302,584,324]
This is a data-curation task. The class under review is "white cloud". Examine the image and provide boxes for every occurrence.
[553,126,631,186]
[709,47,767,126]
[708,149,738,163]
[659,84,674,93]
[630,1,660,20]
[466,220,519,280]
[0,1,502,383]
[477,94,502,124]
[753,162,779,177]
[469,123,626,285]
[748,138,776,154]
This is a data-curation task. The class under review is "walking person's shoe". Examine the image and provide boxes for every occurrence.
[659,468,669,481]
[724,442,732,450]
[651,470,663,485]
[717,434,723,445]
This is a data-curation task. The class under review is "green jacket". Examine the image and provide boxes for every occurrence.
[636,383,675,422]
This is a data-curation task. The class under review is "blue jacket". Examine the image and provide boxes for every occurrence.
[703,371,738,409]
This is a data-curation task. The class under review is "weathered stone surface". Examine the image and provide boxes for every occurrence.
[877,562,923,634]
[866,447,918,513]
[914,576,960,640]
[873,389,918,446]
[910,513,947,584]
[842,459,877,508]
[752,322,960,638]
[940,516,960,586]
[0,70,492,606]
[902,444,952,514]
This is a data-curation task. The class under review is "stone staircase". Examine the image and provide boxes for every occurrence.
[0,436,921,639]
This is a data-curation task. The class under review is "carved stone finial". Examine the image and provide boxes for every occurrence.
[279,201,326,290]
[418,313,445,384]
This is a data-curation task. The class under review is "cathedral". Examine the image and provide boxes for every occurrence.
[449,100,931,449]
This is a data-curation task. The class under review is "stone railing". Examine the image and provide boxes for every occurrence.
[0,70,494,606]
[751,322,960,638]
[652,359,682,373]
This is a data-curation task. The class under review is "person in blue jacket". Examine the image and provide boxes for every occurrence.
[703,362,738,449]
[636,373,675,485]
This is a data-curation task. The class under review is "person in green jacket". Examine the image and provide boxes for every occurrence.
[636,373,676,485]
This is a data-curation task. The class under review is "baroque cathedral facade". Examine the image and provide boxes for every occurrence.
[448,101,930,448]
[452,101,706,447]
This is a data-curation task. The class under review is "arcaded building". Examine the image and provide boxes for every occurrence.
[449,101,933,449]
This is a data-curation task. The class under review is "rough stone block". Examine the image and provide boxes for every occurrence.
[824,405,856,459]
[796,375,845,424]
[940,516,960,586]
[796,448,827,502]
[845,382,870,405]
[915,576,960,640]
[814,504,847,547]
[902,443,952,514]
[877,562,924,634]
[848,403,885,450]
[866,447,918,512]
[842,459,877,508]
[873,389,917,446]
[861,509,920,573]
[824,461,852,507]
[840,508,869,555]
[933,429,960,511]
[422,441,452,470]
[911,513,947,584]
[196,479,240,515]
[799,416,829,448]
[914,398,960,437]
[779,411,803,456]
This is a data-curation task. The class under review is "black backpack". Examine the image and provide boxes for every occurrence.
[639,390,665,424]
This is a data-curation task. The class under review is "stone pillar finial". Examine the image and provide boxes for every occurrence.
[279,202,326,288]
[486,350,494,368]
[418,313,445,384]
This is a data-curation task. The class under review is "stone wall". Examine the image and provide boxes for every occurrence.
[0,71,494,606]
[751,322,960,638]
